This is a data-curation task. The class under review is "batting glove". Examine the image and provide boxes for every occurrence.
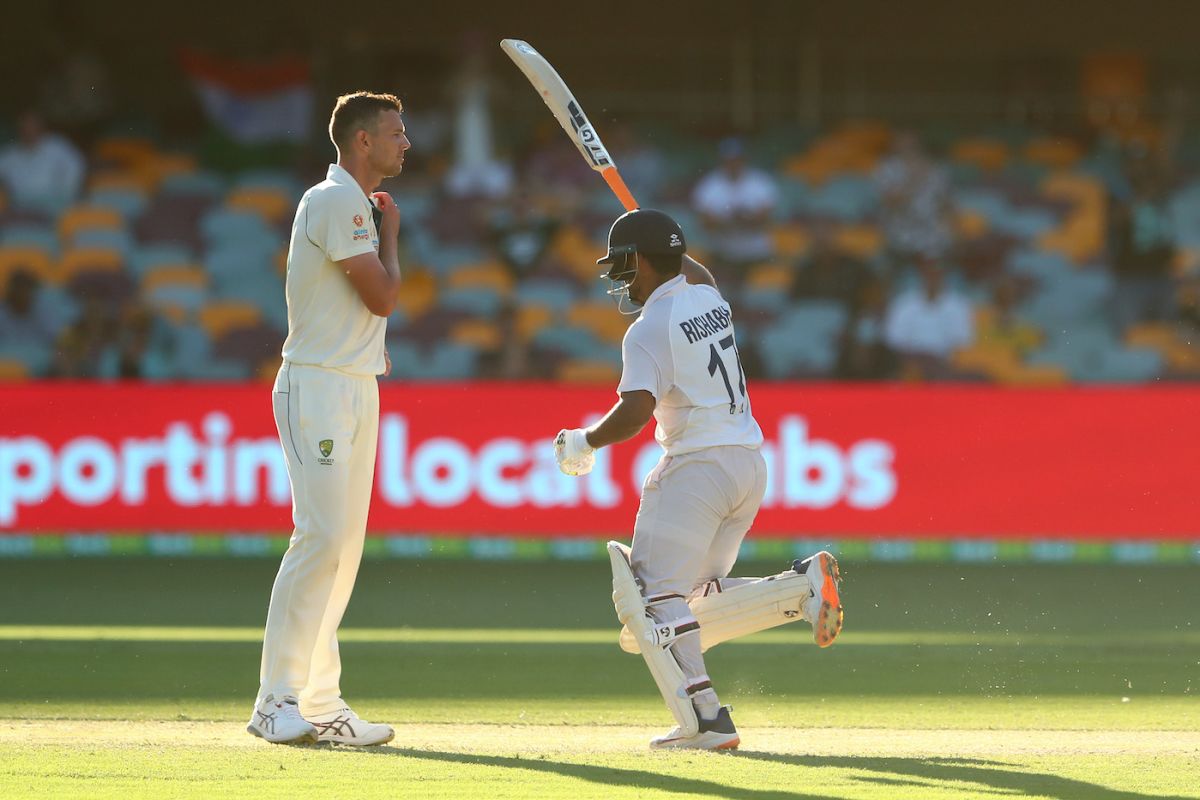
[554,428,595,476]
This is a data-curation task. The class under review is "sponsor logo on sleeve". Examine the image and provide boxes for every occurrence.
[352,214,370,241]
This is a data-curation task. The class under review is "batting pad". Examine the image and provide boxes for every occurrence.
[619,567,813,654]
[607,541,700,737]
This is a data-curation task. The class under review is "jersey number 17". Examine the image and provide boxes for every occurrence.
[707,334,747,414]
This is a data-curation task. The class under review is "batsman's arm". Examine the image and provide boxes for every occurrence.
[681,255,717,288]
[585,390,656,449]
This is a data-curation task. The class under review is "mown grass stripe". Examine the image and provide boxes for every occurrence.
[2,626,1197,647]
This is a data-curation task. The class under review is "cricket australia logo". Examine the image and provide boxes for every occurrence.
[317,439,335,466]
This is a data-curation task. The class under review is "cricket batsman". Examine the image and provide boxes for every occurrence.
[554,208,844,750]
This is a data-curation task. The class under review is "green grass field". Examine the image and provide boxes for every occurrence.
[1,556,1197,799]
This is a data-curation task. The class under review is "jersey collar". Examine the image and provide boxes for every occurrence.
[327,164,371,200]
[641,274,687,311]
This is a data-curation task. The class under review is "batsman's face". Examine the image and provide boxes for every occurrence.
[368,110,410,177]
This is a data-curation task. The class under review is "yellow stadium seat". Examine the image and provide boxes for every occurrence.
[951,138,1010,172]
[142,266,208,294]
[955,210,989,240]
[143,153,199,186]
[553,225,607,281]
[1125,322,1176,352]
[0,358,30,381]
[198,301,262,339]
[0,246,55,285]
[515,304,554,342]
[227,187,292,224]
[58,247,123,283]
[258,356,284,382]
[998,363,1069,386]
[770,224,810,259]
[394,270,437,318]
[951,343,1021,378]
[568,301,632,346]
[94,137,158,167]
[745,263,793,290]
[88,170,154,193]
[447,261,514,293]
[450,319,502,350]
[59,206,124,240]
[1167,341,1200,372]
[556,359,621,384]
[1024,138,1083,170]
[833,225,883,259]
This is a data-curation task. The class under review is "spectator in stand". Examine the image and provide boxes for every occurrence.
[443,31,513,201]
[487,188,561,280]
[883,261,973,378]
[1109,155,1177,331]
[977,276,1041,357]
[874,132,953,271]
[49,296,117,378]
[790,224,869,309]
[691,137,778,274]
[837,275,897,380]
[0,269,60,348]
[0,110,86,214]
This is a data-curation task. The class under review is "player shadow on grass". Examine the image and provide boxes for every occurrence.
[730,752,1190,800]
[378,747,840,800]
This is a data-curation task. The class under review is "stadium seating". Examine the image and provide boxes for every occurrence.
[1,117,1197,385]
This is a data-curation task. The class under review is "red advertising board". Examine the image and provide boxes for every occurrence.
[1,383,1197,537]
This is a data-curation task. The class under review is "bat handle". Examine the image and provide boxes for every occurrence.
[601,167,639,212]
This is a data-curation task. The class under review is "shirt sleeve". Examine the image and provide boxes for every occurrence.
[306,187,377,263]
[616,328,663,400]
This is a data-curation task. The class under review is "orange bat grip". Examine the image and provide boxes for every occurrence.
[601,166,639,212]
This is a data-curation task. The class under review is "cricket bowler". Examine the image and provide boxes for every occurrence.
[554,208,844,750]
[246,92,409,746]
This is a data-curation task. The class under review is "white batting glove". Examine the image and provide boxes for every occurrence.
[554,428,595,476]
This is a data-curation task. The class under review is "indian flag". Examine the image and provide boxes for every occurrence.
[180,49,313,144]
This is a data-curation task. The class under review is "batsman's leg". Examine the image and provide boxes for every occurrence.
[608,542,701,737]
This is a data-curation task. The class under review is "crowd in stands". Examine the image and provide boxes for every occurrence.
[2,102,1199,385]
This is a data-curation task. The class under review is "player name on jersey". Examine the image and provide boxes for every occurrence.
[678,306,733,344]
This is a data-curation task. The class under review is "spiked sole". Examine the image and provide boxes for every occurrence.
[812,552,844,648]
[650,734,740,751]
[246,723,319,745]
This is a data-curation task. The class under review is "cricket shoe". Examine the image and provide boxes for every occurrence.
[795,551,843,648]
[307,706,394,746]
[649,706,740,751]
[246,694,318,744]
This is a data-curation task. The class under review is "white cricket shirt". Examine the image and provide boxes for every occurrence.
[617,275,764,456]
[281,164,386,375]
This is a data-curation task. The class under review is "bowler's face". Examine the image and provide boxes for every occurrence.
[370,110,410,177]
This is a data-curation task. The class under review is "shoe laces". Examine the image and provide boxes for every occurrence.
[275,697,307,721]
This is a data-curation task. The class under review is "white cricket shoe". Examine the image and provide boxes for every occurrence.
[797,551,843,648]
[246,694,318,744]
[650,706,740,751]
[307,706,395,746]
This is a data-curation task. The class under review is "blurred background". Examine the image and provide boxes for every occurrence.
[2,0,1199,385]
[1,0,1198,558]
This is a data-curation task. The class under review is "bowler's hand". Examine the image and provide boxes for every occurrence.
[384,349,392,377]
[371,191,400,237]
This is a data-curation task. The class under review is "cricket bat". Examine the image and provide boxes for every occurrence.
[500,38,639,212]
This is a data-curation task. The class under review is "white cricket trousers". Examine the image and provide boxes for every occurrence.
[258,361,380,716]
[630,445,768,706]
